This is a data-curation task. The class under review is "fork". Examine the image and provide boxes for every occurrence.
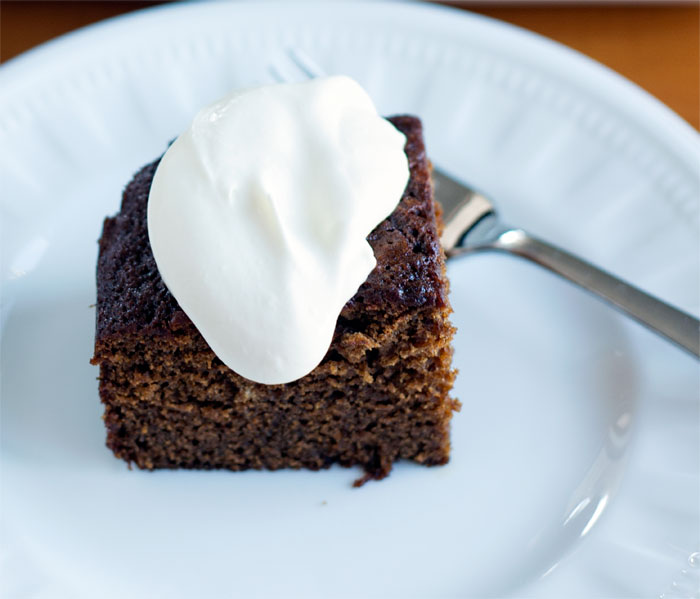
[275,49,700,358]
[436,170,699,358]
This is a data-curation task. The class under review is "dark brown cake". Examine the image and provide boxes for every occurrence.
[91,115,459,483]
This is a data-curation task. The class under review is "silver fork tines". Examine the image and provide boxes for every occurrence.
[433,168,498,253]
[269,48,324,83]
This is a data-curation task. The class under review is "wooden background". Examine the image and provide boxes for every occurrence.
[1,1,698,130]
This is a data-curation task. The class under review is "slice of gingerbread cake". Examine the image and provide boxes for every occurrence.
[92,84,458,483]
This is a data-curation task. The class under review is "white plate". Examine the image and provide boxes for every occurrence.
[1,2,699,597]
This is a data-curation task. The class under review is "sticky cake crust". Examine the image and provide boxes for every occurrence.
[92,115,459,482]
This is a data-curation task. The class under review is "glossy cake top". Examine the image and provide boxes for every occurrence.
[95,116,448,342]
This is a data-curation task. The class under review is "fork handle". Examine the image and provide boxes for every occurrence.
[491,228,700,358]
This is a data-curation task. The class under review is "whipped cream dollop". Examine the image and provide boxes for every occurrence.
[148,76,409,384]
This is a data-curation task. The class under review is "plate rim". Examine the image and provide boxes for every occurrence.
[1,0,698,160]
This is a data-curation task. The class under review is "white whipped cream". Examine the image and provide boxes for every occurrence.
[147,76,409,384]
